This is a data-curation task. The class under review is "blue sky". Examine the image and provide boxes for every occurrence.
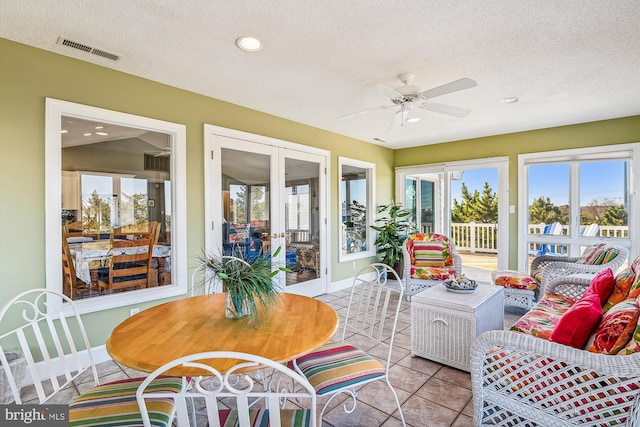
[528,161,626,205]
[451,160,627,206]
[450,168,497,204]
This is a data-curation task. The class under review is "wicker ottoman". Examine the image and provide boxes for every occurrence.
[491,270,537,311]
[411,283,504,371]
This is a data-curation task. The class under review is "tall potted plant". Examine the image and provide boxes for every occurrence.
[371,201,414,277]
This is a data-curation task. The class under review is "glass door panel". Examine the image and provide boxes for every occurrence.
[210,134,327,297]
[404,175,439,234]
[449,167,499,274]
[283,156,322,292]
[220,148,271,261]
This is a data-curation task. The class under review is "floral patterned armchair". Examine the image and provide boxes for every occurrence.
[402,233,462,300]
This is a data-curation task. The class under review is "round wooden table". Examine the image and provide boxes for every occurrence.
[106,293,339,376]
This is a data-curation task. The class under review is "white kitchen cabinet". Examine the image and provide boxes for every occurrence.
[61,171,80,210]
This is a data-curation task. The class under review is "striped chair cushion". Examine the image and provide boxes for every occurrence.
[69,376,183,427]
[294,342,385,396]
[219,408,314,427]
[413,241,445,267]
[576,243,619,265]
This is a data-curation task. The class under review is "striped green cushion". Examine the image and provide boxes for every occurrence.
[295,342,385,395]
[69,376,183,427]
[219,408,314,427]
[576,243,619,265]
[413,241,445,267]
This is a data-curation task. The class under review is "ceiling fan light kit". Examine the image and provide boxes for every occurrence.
[342,73,478,130]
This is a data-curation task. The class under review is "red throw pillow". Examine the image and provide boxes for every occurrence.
[549,293,602,349]
[584,268,615,305]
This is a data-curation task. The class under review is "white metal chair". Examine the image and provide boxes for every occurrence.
[293,263,406,426]
[0,289,183,426]
[137,351,317,427]
[0,289,100,404]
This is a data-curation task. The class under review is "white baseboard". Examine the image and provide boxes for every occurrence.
[329,271,378,294]
[329,277,354,293]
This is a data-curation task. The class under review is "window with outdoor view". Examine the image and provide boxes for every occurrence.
[339,157,376,261]
[519,144,637,270]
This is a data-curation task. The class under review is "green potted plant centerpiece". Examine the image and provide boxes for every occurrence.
[201,247,288,321]
[371,201,414,277]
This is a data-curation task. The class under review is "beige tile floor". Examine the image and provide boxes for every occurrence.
[31,285,522,427]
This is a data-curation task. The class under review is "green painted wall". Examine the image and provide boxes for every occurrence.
[0,38,392,345]
[394,116,640,266]
[2,35,639,347]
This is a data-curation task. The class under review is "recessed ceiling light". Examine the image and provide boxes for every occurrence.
[500,96,519,104]
[406,117,421,123]
[94,126,104,129]
[95,131,109,136]
[60,129,68,134]
[236,36,262,52]
[83,133,92,136]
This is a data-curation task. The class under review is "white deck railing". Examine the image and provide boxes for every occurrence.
[450,222,628,254]
[450,222,498,254]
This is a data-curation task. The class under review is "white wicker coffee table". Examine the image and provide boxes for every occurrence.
[411,282,504,371]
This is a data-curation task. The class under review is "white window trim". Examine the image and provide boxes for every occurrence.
[338,156,377,262]
[45,98,187,315]
[517,143,639,271]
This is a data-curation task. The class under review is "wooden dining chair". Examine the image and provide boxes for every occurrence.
[97,237,155,294]
[63,220,100,241]
[61,238,92,299]
[136,351,316,427]
[63,220,85,237]
[292,263,407,426]
[0,288,183,426]
[112,221,160,244]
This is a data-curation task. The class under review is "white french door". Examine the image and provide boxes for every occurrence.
[204,125,328,296]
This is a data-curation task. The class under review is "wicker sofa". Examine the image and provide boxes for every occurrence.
[472,254,640,426]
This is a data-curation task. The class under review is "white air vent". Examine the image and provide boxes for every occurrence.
[56,37,121,61]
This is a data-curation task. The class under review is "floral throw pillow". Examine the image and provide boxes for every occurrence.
[602,268,636,313]
[588,299,640,354]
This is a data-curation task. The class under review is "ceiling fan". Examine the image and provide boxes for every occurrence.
[146,146,171,157]
[341,73,477,130]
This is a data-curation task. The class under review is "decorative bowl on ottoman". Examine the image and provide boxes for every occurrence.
[443,275,477,293]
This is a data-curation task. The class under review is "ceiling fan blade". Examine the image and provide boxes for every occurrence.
[419,77,477,100]
[339,104,394,119]
[371,83,403,99]
[420,102,471,118]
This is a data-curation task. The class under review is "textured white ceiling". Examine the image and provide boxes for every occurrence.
[1,0,639,148]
